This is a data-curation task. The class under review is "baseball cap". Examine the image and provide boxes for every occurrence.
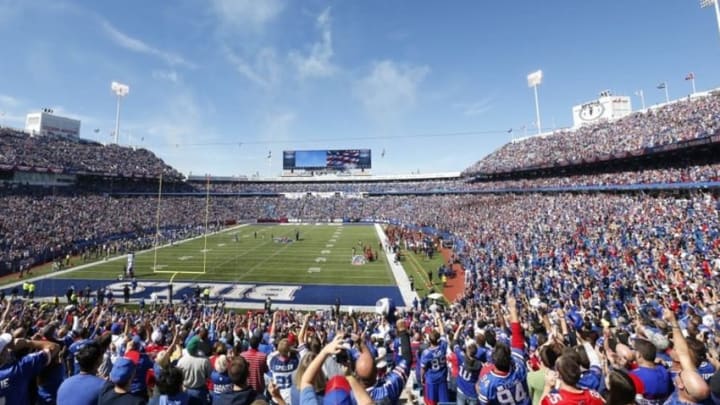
[110,357,136,385]
[324,375,352,405]
[0,333,12,353]
[186,336,200,355]
[376,347,387,369]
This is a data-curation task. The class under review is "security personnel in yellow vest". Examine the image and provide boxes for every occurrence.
[22,282,29,299]
[28,282,35,299]
[203,287,210,305]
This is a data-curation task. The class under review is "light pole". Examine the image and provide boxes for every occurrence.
[111,81,130,145]
[700,0,720,41]
[527,70,543,135]
[635,90,646,110]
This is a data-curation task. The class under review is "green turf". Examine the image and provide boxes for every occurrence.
[55,224,395,286]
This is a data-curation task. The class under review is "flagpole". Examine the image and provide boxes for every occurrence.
[664,84,670,103]
[691,77,697,94]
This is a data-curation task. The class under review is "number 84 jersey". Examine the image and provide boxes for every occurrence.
[478,348,530,405]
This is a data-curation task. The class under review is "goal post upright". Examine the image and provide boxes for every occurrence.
[153,172,163,272]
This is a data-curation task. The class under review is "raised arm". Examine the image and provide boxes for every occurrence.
[507,295,524,350]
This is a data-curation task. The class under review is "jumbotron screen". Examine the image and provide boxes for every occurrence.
[283,149,372,170]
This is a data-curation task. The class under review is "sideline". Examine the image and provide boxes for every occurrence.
[374,223,417,308]
[3,223,251,291]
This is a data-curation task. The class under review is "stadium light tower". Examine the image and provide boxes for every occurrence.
[527,70,543,134]
[111,81,130,145]
[701,0,720,42]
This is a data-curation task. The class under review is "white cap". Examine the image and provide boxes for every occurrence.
[376,347,387,369]
[0,333,12,353]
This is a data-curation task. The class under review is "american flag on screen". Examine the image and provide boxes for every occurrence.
[327,150,360,168]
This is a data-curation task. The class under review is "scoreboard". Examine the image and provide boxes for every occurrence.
[283,149,371,170]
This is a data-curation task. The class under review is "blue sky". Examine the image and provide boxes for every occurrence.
[0,0,719,176]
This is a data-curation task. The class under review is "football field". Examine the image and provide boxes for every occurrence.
[62,223,395,285]
[26,224,407,308]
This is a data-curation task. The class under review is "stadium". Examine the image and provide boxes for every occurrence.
[2,2,720,405]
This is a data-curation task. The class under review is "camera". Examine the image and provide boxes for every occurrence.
[334,348,352,366]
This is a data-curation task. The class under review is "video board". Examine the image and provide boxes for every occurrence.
[283,149,371,170]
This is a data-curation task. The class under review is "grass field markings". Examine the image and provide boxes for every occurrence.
[177,256,194,261]
[307,267,321,273]
[329,239,337,243]
[200,249,212,253]
[217,243,226,247]
[314,257,327,263]
[321,250,331,254]
[235,226,323,281]
[150,228,282,281]
[151,265,168,270]
[326,244,334,248]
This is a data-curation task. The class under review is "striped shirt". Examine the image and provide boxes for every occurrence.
[241,348,269,394]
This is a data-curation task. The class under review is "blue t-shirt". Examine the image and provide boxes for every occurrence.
[57,373,106,405]
[0,351,49,405]
[631,365,672,403]
[300,387,321,405]
[211,371,233,399]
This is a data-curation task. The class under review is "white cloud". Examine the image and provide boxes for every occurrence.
[100,20,196,69]
[211,0,284,30]
[152,70,180,83]
[457,98,493,116]
[261,112,296,141]
[289,8,336,79]
[224,47,281,87]
[0,94,21,108]
[353,60,429,121]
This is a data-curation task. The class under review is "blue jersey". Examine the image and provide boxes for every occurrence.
[0,351,49,405]
[454,346,481,400]
[478,348,529,405]
[697,361,715,383]
[211,371,233,399]
[577,365,603,393]
[631,366,672,404]
[420,338,448,384]
[68,338,94,375]
[368,359,409,405]
[267,352,299,404]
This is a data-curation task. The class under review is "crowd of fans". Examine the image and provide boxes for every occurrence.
[465,92,720,174]
[2,87,720,405]
[2,186,720,404]
[187,180,464,194]
[0,128,182,180]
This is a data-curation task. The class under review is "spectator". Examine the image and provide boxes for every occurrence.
[213,357,258,405]
[57,341,106,405]
[176,336,211,405]
[98,357,146,405]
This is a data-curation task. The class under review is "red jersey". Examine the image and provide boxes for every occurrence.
[541,388,605,405]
